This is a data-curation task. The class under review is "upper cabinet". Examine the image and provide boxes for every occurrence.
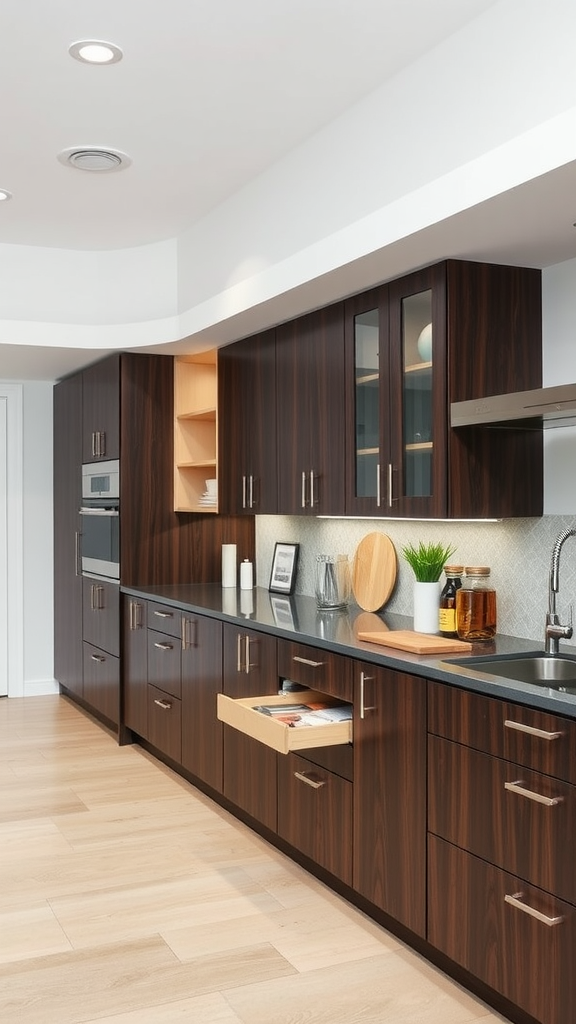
[276,303,346,516]
[82,354,120,462]
[173,352,218,513]
[218,329,277,515]
[345,261,543,520]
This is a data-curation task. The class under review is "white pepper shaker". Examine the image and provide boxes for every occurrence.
[240,559,253,590]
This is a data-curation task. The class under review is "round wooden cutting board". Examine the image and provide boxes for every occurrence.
[351,532,397,612]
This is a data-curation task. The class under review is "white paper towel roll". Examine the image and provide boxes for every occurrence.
[222,544,237,588]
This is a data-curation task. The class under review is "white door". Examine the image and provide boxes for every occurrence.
[0,396,7,696]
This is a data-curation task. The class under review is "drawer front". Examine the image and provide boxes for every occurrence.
[148,684,182,762]
[147,601,182,640]
[428,835,575,1024]
[278,751,352,885]
[147,628,181,698]
[428,680,576,784]
[278,639,353,702]
[82,642,119,726]
[428,734,576,905]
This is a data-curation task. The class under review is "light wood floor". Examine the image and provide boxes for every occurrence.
[0,694,512,1024]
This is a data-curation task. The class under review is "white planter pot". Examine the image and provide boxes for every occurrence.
[413,580,442,634]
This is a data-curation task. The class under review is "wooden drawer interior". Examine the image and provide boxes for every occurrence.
[217,689,352,754]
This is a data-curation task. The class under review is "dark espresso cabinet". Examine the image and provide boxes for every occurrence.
[181,612,223,793]
[276,303,346,515]
[218,329,277,514]
[345,260,543,519]
[82,353,120,462]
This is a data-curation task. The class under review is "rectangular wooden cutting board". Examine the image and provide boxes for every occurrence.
[357,629,473,655]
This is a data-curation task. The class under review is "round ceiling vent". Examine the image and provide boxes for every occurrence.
[57,147,131,172]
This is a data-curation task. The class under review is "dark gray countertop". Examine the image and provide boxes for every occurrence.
[121,583,576,719]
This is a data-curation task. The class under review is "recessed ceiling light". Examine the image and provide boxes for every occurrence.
[0,189,12,201]
[57,147,131,172]
[68,40,123,65]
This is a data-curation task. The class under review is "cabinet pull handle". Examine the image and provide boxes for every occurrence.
[301,470,307,509]
[504,780,563,807]
[504,719,562,741]
[153,610,174,619]
[504,892,564,927]
[99,431,106,457]
[91,653,106,663]
[310,470,315,508]
[292,655,324,668]
[129,601,143,631]
[154,641,173,651]
[294,770,326,789]
[182,617,196,650]
[249,474,254,509]
[90,584,104,611]
[154,698,172,711]
[242,475,247,509]
[376,464,381,507]
[387,463,393,507]
[75,531,81,576]
[360,671,376,719]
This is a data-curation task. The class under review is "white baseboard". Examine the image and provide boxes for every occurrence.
[22,678,60,697]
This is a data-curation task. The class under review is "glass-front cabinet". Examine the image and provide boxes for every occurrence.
[345,263,447,518]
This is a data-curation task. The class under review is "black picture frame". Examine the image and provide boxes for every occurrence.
[268,542,299,595]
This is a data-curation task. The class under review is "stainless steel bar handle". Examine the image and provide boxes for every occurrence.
[134,602,143,629]
[97,586,104,610]
[504,892,564,927]
[376,464,381,507]
[249,474,254,509]
[504,719,562,741]
[154,641,173,651]
[91,431,97,457]
[387,463,393,508]
[360,671,376,719]
[129,600,135,631]
[310,470,315,509]
[242,475,247,510]
[153,610,174,619]
[237,633,243,673]
[154,698,172,711]
[91,653,106,662]
[181,618,188,650]
[293,656,324,668]
[504,780,563,807]
[294,771,326,789]
[90,584,104,611]
[301,471,307,508]
[75,531,81,576]
[98,431,106,457]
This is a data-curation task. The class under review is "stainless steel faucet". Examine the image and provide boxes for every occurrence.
[545,527,576,654]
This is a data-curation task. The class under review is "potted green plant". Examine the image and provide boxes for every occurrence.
[401,541,456,633]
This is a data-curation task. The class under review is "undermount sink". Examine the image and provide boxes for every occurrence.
[445,651,576,693]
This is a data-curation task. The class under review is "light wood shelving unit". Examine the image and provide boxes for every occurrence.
[174,351,218,512]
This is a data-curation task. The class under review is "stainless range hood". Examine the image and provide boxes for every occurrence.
[451,382,576,428]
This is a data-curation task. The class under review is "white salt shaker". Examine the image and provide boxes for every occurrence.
[240,559,253,590]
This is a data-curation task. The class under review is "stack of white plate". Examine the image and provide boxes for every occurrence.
[198,478,217,507]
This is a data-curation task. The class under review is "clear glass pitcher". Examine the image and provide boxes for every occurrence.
[315,554,351,609]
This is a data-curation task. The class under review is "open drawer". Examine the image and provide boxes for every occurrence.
[217,689,352,755]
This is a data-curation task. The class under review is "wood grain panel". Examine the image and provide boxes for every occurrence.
[181,613,223,793]
[428,836,575,1024]
[277,639,354,702]
[82,642,120,727]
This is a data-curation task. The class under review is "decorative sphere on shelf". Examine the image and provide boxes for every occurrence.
[417,322,432,362]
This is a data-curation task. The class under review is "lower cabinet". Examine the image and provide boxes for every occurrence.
[429,836,575,1024]
[148,682,182,762]
[353,663,427,938]
[82,578,120,726]
[83,641,120,726]
[221,623,278,831]
[123,597,148,737]
[278,750,353,885]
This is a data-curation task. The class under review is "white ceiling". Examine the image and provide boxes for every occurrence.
[1,0,576,382]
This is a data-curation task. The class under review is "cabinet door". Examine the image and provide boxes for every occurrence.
[122,596,148,738]
[83,642,119,726]
[53,373,83,698]
[148,684,182,763]
[181,614,223,792]
[218,330,277,514]
[147,628,181,699]
[278,751,352,885]
[82,578,120,657]
[353,663,426,937]
[222,623,278,831]
[387,264,448,518]
[276,304,345,515]
[429,836,575,1024]
[82,354,120,462]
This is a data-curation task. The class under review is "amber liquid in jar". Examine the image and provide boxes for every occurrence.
[456,567,497,641]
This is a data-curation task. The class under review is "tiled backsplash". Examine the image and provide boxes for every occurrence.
[255,514,576,646]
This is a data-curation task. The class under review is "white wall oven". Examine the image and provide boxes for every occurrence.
[80,460,120,580]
